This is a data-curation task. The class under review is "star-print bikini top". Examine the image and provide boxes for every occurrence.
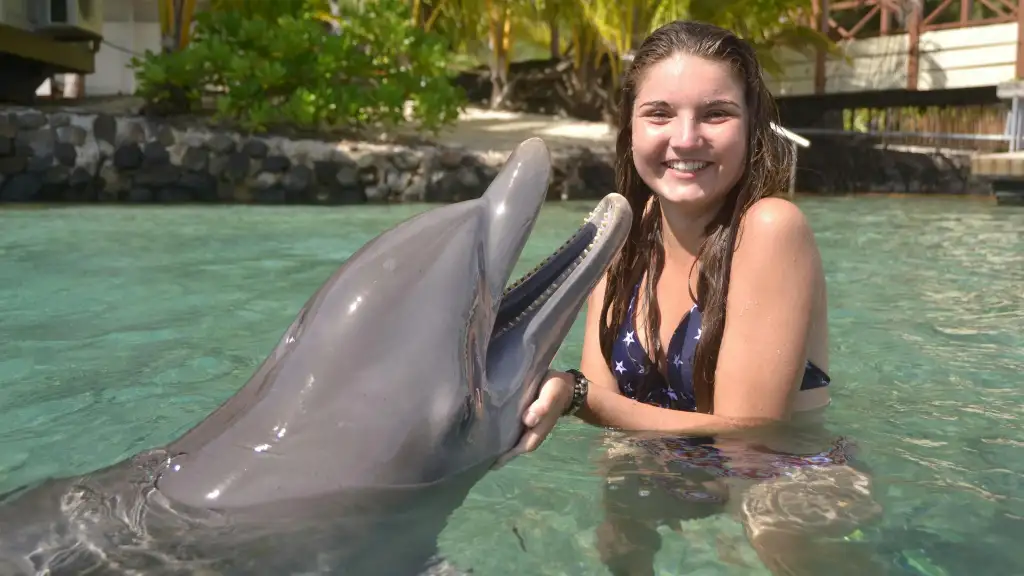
[609,284,831,411]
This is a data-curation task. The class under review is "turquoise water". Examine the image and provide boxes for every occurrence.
[0,197,1022,574]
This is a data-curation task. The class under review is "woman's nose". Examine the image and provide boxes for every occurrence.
[668,115,702,149]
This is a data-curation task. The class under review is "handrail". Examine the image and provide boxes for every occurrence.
[786,127,1011,142]
[772,123,811,148]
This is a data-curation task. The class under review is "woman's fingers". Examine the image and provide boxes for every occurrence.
[491,372,572,470]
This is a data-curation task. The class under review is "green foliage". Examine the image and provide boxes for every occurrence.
[131,0,466,134]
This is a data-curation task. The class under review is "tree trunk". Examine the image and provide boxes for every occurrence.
[487,3,512,109]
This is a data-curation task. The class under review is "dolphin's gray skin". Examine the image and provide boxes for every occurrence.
[0,137,632,576]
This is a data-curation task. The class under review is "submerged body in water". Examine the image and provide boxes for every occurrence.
[0,138,632,575]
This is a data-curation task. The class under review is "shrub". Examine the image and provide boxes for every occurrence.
[130,0,466,134]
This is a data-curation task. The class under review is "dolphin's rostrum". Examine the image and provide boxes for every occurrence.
[0,137,632,575]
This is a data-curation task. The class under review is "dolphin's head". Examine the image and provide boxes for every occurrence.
[157,138,630,507]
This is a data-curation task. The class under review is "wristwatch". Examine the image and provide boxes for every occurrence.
[563,369,590,416]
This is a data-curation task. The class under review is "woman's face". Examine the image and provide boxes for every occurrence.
[630,52,749,212]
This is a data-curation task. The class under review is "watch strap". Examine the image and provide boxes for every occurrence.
[563,369,589,416]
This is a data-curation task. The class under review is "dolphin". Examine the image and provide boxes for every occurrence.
[0,137,632,576]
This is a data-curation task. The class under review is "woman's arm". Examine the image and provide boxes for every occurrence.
[578,198,824,430]
[495,198,824,464]
[711,197,823,420]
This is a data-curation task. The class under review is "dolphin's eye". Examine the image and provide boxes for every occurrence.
[444,394,475,448]
[458,394,475,431]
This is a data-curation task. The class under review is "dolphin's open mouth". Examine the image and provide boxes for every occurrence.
[492,197,619,338]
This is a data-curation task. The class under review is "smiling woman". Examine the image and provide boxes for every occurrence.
[499,20,894,576]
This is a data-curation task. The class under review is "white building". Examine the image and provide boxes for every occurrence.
[37,0,210,98]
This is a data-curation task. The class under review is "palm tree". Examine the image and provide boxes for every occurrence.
[418,0,836,115]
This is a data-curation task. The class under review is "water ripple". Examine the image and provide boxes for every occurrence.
[0,199,1022,574]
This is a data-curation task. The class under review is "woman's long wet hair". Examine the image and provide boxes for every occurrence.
[598,21,793,414]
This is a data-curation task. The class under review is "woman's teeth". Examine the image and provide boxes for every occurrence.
[665,160,711,172]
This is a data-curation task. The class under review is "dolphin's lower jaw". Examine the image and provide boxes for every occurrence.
[493,193,629,339]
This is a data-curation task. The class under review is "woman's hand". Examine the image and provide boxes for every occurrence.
[492,370,574,469]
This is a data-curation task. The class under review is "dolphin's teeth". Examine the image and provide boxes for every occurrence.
[495,204,617,338]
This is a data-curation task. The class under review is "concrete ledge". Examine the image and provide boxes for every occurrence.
[971,151,1024,178]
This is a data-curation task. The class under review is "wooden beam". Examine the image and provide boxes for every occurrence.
[813,0,828,94]
[0,23,95,74]
[962,0,974,22]
[1017,0,1024,78]
[907,2,921,90]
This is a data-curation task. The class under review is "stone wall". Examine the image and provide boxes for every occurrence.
[795,134,990,196]
[0,108,616,205]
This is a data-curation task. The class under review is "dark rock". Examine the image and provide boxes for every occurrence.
[336,166,359,187]
[0,137,11,157]
[14,112,46,130]
[438,148,463,169]
[43,165,70,185]
[54,142,77,167]
[0,173,43,201]
[113,144,144,170]
[65,168,98,202]
[128,188,152,202]
[155,125,176,147]
[13,138,31,157]
[134,164,180,187]
[477,163,499,185]
[425,167,488,202]
[313,160,341,185]
[48,114,71,128]
[358,165,378,185]
[578,154,615,194]
[121,121,146,145]
[794,134,978,195]
[0,118,16,139]
[337,186,367,204]
[156,187,193,203]
[208,154,228,178]
[356,153,379,169]
[97,166,122,201]
[261,155,290,173]
[391,150,420,171]
[216,180,235,202]
[253,172,280,190]
[69,167,93,188]
[179,172,218,202]
[27,155,53,172]
[222,152,250,182]
[456,166,481,189]
[364,184,390,202]
[93,114,116,146]
[282,165,313,194]
[0,155,26,174]
[142,141,170,166]
[97,140,114,158]
[207,134,236,154]
[385,168,410,195]
[56,125,87,146]
[243,139,269,158]
[181,146,209,172]
[402,175,428,202]
[17,128,55,157]
[254,186,286,203]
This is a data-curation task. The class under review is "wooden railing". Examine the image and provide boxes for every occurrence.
[802,0,1024,92]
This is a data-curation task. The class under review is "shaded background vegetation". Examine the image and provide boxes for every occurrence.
[133,0,836,134]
